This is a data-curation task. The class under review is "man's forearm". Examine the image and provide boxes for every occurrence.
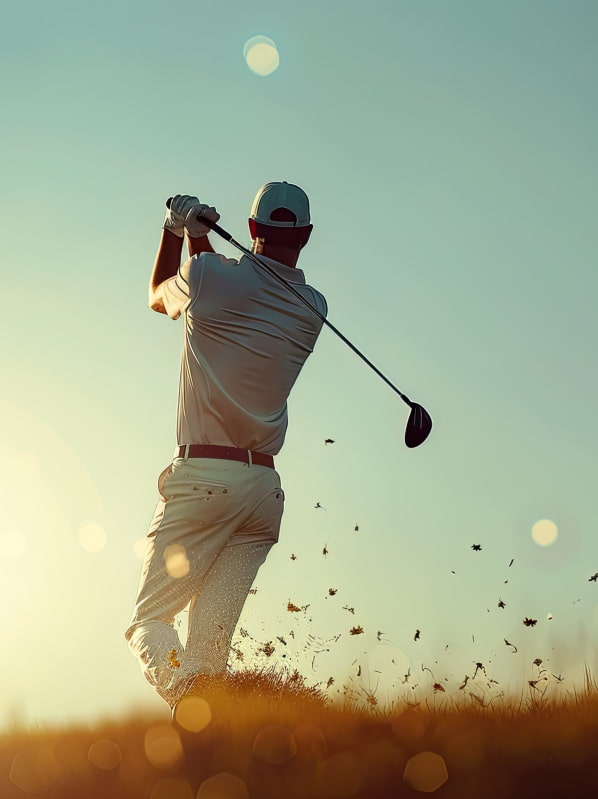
[149,229,184,293]
[187,234,215,258]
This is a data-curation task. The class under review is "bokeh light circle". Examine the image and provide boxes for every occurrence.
[243,36,280,76]
[78,521,107,553]
[531,518,558,547]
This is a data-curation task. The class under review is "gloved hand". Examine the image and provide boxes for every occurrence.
[163,194,200,237]
[185,204,221,238]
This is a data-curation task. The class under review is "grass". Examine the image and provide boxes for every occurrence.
[2,665,598,798]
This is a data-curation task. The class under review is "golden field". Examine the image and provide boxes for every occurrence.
[2,666,598,798]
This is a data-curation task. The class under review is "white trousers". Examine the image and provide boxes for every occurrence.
[125,455,284,706]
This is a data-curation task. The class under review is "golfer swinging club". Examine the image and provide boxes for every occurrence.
[125,182,327,709]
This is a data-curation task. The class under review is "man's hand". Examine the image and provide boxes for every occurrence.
[185,204,221,238]
[163,194,200,238]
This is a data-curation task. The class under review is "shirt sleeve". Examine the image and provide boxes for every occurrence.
[156,257,196,320]
[306,286,328,320]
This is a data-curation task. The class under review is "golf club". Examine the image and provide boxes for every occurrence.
[166,199,433,448]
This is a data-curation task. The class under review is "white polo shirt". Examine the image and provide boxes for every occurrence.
[158,252,327,456]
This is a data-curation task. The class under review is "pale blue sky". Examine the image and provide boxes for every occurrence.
[1,0,597,726]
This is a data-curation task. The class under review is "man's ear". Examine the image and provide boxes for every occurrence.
[299,224,313,250]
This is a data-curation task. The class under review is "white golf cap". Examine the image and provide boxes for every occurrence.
[250,181,311,227]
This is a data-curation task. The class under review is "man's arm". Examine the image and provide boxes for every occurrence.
[186,234,215,258]
[149,230,184,314]
[149,199,220,314]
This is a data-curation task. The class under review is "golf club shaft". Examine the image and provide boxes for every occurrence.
[168,200,415,408]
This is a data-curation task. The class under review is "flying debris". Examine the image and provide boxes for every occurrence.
[528,679,543,690]
[363,690,378,706]
[287,601,302,612]
[508,559,514,567]
[258,641,275,657]
[498,599,506,609]
[473,662,486,679]
[589,573,598,582]
[327,676,335,688]
[354,524,359,532]
[533,658,543,666]
[328,588,338,596]
[505,639,518,653]
[342,605,355,614]
[322,544,329,557]
[324,439,335,445]
[433,683,446,692]
[248,587,258,594]
[414,629,421,641]
[290,554,297,560]
[377,631,385,641]
[315,502,325,509]
[350,626,364,635]
[523,617,538,627]
[471,544,482,551]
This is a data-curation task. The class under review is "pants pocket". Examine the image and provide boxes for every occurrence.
[231,487,285,546]
[157,464,173,501]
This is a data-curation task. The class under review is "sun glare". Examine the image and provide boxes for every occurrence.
[531,518,558,547]
[0,529,27,560]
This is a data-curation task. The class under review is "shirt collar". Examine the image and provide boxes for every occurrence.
[241,254,306,285]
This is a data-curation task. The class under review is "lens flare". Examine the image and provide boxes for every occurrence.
[243,36,280,76]
[78,521,107,553]
[144,725,184,769]
[87,740,122,770]
[164,544,190,578]
[173,695,211,733]
[252,725,297,764]
[403,751,449,792]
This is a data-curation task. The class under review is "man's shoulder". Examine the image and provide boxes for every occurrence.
[192,252,241,271]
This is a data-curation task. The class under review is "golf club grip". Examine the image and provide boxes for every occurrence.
[165,197,230,240]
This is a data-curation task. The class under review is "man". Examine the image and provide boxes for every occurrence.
[125,182,327,709]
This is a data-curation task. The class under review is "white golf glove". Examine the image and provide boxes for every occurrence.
[163,194,200,237]
[185,204,221,238]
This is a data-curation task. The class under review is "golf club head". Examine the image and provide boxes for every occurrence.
[405,403,433,448]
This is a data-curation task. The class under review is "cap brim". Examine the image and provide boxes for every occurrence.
[405,404,433,448]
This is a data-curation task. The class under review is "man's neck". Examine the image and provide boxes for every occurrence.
[252,241,299,269]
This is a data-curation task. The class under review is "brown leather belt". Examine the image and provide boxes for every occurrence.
[175,444,274,469]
